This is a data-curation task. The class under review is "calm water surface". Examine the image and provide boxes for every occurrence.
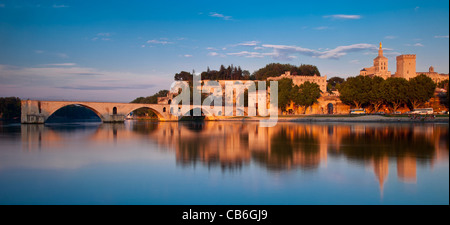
[0,121,448,205]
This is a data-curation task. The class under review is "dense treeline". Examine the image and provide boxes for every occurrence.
[174,63,321,81]
[252,63,321,80]
[0,97,21,120]
[277,78,321,113]
[202,65,251,80]
[131,90,170,104]
[338,74,437,112]
[174,65,251,81]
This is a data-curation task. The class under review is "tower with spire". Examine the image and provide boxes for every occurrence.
[360,42,391,79]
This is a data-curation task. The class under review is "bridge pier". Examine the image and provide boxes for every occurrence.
[21,100,45,124]
[103,114,126,123]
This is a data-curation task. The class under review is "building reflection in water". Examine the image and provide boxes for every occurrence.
[20,121,448,196]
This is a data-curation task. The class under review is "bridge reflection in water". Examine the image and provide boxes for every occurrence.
[18,121,449,197]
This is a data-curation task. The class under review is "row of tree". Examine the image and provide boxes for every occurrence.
[174,63,322,81]
[277,78,322,113]
[175,65,252,81]
[0,97,21,120]
[338,74,437,112]
[252,63,321,80]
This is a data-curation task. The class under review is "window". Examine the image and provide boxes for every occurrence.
[163,107,166,112]
[113,107,117,115]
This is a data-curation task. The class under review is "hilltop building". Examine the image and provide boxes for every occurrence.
[359,42,392,79]
[267,71,327,93]
[360,42,449,82]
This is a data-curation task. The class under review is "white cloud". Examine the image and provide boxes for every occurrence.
[0,64,171,101]
[434,35,449,38]
[235,41,259,46]
[206,47,218,50]
[415,6,420,11]
[238,43,378,60]
[324,14,361,20]
[43,63,77,66]
[209,12,233,20]
[349,60,360,64]
[92,33,112,41]
[227,51,266,58]
[146,39,173,45]
[35,50,44,54]
[413,43,424,47]
[208,52,219,56]
[254,46,264,50]
[183,54,193,58]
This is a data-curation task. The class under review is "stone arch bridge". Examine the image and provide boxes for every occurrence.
[21,100,224,124]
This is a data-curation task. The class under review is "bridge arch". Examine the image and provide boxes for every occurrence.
[181,107,217,120]
[125,106,165,120]
[45,103,104,123]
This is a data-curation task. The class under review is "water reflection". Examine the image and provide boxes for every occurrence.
[11,121,450,193]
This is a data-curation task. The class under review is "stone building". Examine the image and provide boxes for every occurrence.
[416,66,449,84]
[360,42,449,82]
[394,54,416,80]
[267,71,327,93]
[359,42,392,79]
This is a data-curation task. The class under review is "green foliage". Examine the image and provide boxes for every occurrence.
[131,90,169,117]
[407,74,436,109]
[381,77,409,112]
[338,75,439,113]
[293,82,321,113]
[338,76,373,108]
[437,79,449,89]
[369,76,385,113]
[131,90,169,104]
[327,77,345,93]
[174,71,194,81]
[277,78,295,111]
[200,65,251,80]
[252,63,321,80]
[0,97,21,120]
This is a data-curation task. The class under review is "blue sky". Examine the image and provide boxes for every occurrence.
[0,0,448,102]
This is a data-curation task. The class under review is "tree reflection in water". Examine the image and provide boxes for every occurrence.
[252,126,320,171]
[22,121,448,176]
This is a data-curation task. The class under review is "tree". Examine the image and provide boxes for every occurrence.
[174,71,193,81]
[338,76,372,109]
[200,65,250,80]
[381,77,409,112]
[0,97,21,120]
[277,78,295,112]
[369,76,385,113]
[252,63,321,80]
[327,77,345,93]
[407,74,436,109]
[293,82,321,114]
[298,64,321,76]
[437,79,449,89]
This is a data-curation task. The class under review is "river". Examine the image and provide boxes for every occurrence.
[0,120,448,204]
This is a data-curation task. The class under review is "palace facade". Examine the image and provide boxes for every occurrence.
[360,42,449,83]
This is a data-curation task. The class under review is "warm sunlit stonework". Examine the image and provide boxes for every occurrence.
[360,42,449,82]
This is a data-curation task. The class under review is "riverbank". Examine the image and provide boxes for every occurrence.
[214,115,449,123]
